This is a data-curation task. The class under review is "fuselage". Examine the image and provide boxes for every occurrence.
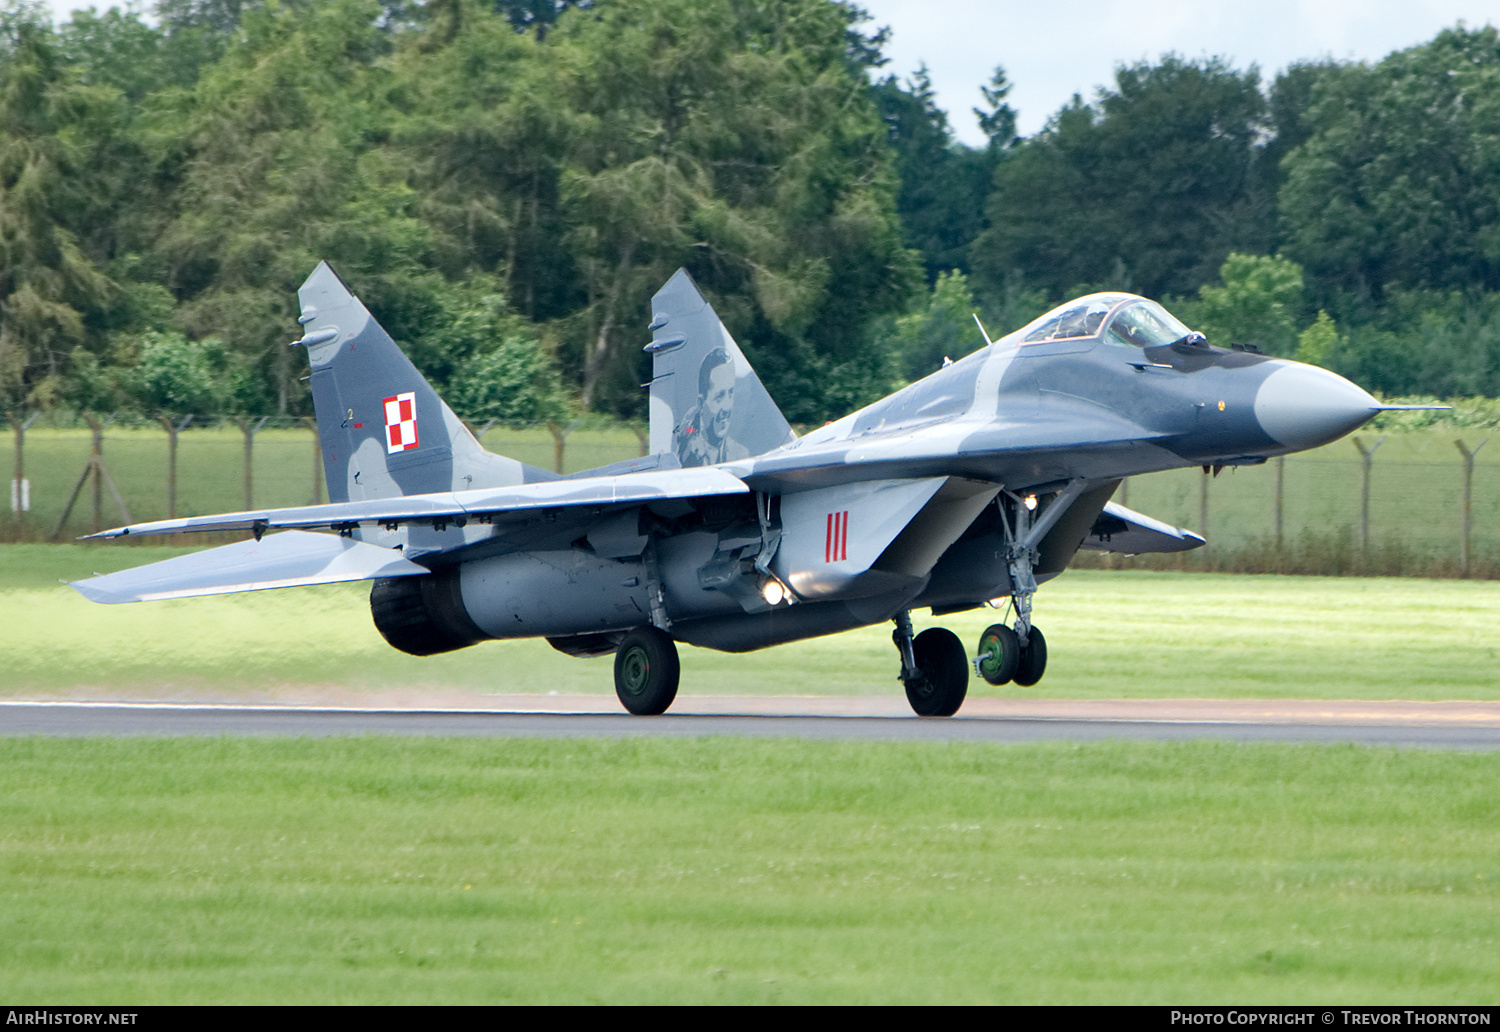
[414,295,1383,656]
[728,294,1380,497]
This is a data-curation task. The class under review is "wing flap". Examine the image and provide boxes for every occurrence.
[85,467,750,540]
[70,530,429,604]
[1080,501,1206,554]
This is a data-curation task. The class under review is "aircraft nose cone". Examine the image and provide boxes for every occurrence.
[1253,361,1381,451]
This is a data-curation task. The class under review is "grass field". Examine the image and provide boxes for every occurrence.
[4,544,1498,701]
[4,424,1498,569]
[2,736,1496,1004]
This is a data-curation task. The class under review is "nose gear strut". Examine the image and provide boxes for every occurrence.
[973,479,1091,686]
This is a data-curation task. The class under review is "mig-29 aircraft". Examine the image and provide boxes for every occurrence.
[72,263,1398,716]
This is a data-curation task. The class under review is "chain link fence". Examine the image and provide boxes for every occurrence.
[3,414,646,541]
[4,415,1496,576]
[1101,431,1498,577]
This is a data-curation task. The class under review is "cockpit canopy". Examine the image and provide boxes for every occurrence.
[1009,293,1196,350]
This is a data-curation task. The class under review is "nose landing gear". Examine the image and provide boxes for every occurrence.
[975,620,1047,687]
[969,483,1083,689]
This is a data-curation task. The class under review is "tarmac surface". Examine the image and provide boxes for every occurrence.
[6,695,1500,748]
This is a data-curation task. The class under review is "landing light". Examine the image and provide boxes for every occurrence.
[761,578,786,606]
[1024,495,1038,511]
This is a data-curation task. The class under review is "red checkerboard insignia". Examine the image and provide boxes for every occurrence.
[383,392,419,453]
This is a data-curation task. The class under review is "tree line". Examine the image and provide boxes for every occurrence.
[3,0,1500,430]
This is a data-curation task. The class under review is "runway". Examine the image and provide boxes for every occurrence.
[5,697,1500,748]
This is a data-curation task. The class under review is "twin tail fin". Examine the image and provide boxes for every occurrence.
[296,262,554,503]
[645,270,794,467]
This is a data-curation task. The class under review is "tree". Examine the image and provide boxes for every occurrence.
[974,64,1017,153]
[1329,291,1500,398]
[1189,252,1305,355]
[0,3,123,412]
[143,0,428,414]
[1294,310,1339,367]
[119,330,257,414]
[973,55,1272,302]
[390,1,575,321]
[545,0,916,418]
[874,269,984,382]
[1279,27,1500,306]
[873,66,992,281]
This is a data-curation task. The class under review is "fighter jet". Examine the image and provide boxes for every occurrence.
[72,264,1399,716]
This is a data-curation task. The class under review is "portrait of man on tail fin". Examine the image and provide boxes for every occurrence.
[674,346,747,466]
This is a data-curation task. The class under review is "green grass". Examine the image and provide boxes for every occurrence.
[4,544,1499,700]
[1,737,1496,1004]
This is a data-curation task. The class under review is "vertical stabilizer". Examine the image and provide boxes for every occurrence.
[646,270,795,466]
[296,262,553,503]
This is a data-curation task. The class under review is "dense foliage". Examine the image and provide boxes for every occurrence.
[1,1,1499,424]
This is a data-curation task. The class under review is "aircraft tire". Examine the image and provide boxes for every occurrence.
[905,627,969,717]
[1013,625,1048,687]
[613,626,681,716]
[977,624,1020,686]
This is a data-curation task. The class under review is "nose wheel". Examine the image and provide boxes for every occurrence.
[1012,625,1047,686]
[975,623,1019,685]
[974,622,1048,686]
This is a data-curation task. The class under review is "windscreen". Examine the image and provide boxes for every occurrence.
[1100,300,1194,349]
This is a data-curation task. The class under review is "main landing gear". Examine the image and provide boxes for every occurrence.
[968,483,1077,691]
[893,610,969,716]
[613,625,680,715]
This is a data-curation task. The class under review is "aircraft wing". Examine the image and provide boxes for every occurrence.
[1080,501,1206,554]
[83,466,750,539]
[70,530,430,604]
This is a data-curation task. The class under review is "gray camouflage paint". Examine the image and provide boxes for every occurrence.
[647,270,796,465]
[74,272,1384,657]
[72,530,428,604]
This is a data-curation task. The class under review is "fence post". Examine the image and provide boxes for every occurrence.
[11,410,37,517]
[1199,468,1210,563]
[53,415,130,539]
[1455,437,1489,577]
[1273,455,1284,550]
[88,415,104,534]
[546,419,581,474]
[236,417,269,510]
[159,414,192,518]
[1352,435,1385,556]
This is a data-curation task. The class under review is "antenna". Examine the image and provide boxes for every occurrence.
[973,313,995,347]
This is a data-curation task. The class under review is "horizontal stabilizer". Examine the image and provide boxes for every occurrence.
[1080,501,1205,554]
[84,467,750,540]
[69,530,428,604]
